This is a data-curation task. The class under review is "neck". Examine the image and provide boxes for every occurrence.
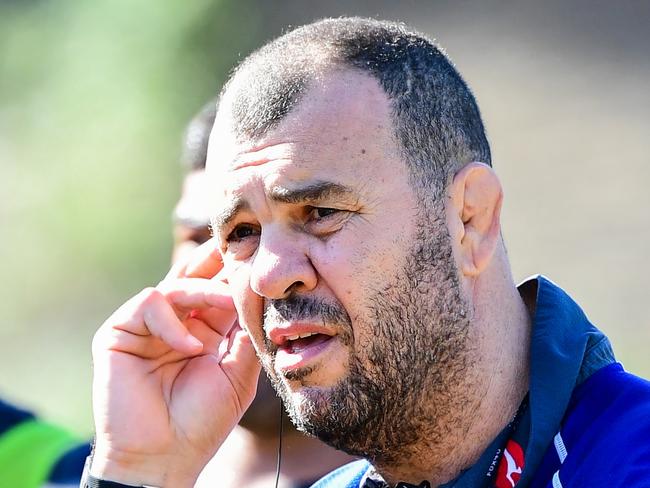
[198,420,355,488]
[376,257,532,486]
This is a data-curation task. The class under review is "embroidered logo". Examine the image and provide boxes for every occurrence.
[495,440,525,488]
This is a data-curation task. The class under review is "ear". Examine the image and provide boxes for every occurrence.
[446,162,503,278]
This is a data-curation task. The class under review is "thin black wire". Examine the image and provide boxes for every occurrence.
[274,399,284,488]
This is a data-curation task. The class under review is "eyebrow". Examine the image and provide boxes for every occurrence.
[267,181,354,204]
[211,181,355,231]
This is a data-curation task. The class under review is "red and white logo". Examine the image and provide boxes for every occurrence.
[495,440,525,488]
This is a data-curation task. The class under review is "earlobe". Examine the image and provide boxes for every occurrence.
[449,162,503,278]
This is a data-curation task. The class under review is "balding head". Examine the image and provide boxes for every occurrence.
[213,17,490,201]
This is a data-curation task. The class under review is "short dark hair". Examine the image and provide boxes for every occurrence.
[181,98,217,172]
[218,17,491,198]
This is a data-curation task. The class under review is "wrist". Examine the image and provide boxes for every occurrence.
[90,448,197,488]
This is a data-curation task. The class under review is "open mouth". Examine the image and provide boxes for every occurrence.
[272,329,337,372]
[282,332,332,352]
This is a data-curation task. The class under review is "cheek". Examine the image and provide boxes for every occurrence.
[308,226,408,339]
[227,265,266,350]
[310,237,353,279]
[308,235,369,320]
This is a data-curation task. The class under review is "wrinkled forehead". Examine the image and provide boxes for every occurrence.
[205,70,400,200]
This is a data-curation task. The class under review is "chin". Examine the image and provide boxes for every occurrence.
[281,385,335,433]
[263,355,357,440]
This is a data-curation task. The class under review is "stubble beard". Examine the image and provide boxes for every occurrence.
[262,208,475,466]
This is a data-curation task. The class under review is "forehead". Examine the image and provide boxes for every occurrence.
[206,70,403,202]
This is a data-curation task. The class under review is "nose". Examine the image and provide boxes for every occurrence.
[249,228,317,300]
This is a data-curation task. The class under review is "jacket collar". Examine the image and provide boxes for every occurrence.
[516,275,614,486]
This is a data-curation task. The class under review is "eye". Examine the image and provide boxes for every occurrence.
[222,223,261,260]
[308,207,340,220]
[304,206,351,237]
[226,224,260,242]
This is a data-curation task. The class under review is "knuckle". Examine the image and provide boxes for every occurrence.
[140,286,163,305]
[155,280,175,298]
[157,280,186,304]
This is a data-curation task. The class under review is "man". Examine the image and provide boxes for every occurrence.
[86,18,650,488]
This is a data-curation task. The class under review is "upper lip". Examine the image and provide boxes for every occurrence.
[267,323,337,347]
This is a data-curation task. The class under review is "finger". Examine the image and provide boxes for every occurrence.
[142,318,228,370]
[100,327,171,359]
[99,281,235,358]
[220,327,262,408]
[140,291,204,354]
[185,317,228,356]
[105,288,203,355]
[191,306,237,339]
[184,238,224,279]
[113,317,228,366]
[215,318,238,363]
[102,287,161,332]
[157,278,235,313]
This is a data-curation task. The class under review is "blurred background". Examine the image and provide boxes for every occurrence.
[1,0,648,438]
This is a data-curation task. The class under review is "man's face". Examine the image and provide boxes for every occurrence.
[208,71,474,460]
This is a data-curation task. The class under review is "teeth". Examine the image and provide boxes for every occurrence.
[286,332,317,341]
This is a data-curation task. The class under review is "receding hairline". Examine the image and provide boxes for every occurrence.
[213,17,491,200]
[214,18,434,140]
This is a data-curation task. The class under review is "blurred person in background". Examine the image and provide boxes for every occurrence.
[0,100,350,488]
[0,398,89,487]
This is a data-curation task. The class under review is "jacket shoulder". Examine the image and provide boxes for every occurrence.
[535,364,650,487]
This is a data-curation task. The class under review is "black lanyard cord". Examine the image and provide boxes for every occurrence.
[275,398,284,488]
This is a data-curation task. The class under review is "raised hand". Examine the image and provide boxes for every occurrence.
[90,240,261,487]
